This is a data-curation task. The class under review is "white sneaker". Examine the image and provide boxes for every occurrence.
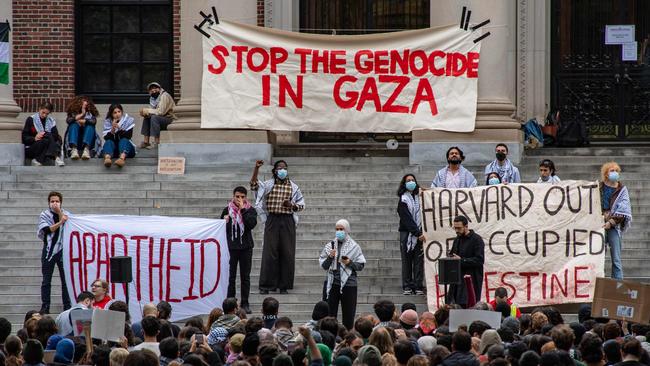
[55,157,65,167]
[81,147,90,160]
[70,148,79,160]
[31,160,42,166]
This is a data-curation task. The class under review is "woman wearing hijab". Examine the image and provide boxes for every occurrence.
[397,174,425,296]
[319,219,366,330]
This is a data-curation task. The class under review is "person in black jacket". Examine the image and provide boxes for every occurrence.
[441,331,480,366]
[22,101,64,166]
[397,174,426,296]
[220,186,257,314]
[448,215,485,309]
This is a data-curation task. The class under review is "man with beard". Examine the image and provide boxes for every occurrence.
[483,143,521,184]
[431,146,477,188]
[447,215,484,309]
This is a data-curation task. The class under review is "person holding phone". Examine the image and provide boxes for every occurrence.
[22,101,65,167]
[251,160,305,295]
[319,219,366,330]
[221,186,258,314]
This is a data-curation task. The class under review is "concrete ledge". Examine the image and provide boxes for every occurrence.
[0,144,25,166]
[159,143,272,166]
[409,142,523,165]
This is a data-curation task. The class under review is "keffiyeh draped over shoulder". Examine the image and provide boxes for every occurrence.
[612,185,633,233]
[102,114,135,137]
[31,113,56,133]
[319,234,365,298]
[400,192,421,252]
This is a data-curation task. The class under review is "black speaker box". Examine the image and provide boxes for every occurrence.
[110,256,133,283]
[438,258,461,285]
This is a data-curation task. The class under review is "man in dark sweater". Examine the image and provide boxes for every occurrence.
[221,186,257,314]
[447,215,485,309]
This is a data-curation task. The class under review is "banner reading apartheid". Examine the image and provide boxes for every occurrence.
[201,21,481,133]
[61,215,228,322]
[422,181,606,311]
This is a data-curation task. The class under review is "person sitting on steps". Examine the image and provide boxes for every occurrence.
[101,104,136,168]
[140,82,176,150]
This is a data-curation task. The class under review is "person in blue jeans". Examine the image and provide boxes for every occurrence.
[102,104,136,168]
[600,162,633,280]
[65,96,99,160]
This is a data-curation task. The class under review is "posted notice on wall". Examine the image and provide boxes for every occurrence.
[201,21,482,133]
[422,181,605,311]
[605,25,635,45]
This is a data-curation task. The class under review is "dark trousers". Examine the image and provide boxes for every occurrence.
[327,284,357,330]
[141,115,172,138]
[41,248,71,311]
[228,248,253,305]
[259,214,296,291]
[25,135,60,164]
[399,231,424,291]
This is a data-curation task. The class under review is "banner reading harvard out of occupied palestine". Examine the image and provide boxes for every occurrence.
[422,181,605,311]
[201,21,481,133]
[61,215,228,322]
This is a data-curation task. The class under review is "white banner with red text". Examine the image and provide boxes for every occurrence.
[201,21,481,133]
[422,181,605,311]
[61,215,228,322]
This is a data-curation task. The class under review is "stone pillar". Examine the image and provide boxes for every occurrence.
[160,0,273,165]
[410,0,522,165]
[0,0,23,165]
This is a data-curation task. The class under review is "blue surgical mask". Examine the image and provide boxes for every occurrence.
[336,230,346,241]
[608,171,620,182]
[276,169,288,180]
[405,181,417,191]
[488,177,500,185]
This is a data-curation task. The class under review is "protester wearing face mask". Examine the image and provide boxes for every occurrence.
[537,159,561,184]
[599,162,632,280]
[140,82,176,149]
[397,174,426,296]
[319,219,365,330]
[431,146,477,188]
[38,192,72,314]
[485,172,502,186]
[484,143,521,184]
[251,160,305,295]
[447,215,485,309]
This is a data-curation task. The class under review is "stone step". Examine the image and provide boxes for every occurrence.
[524,146,650,156]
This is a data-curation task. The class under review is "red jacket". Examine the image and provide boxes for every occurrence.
[93,295,113,309]
[489,299,521,318]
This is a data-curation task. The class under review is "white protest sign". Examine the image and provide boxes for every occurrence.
[91,309,126,342]
[202,21,482,133]
[62,215,229,322]
[422,181,605,311]
[449,309,502,332]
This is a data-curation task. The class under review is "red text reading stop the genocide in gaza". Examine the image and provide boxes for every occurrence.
[207,46,479,116]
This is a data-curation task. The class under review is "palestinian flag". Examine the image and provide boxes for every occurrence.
[0,22,9,85]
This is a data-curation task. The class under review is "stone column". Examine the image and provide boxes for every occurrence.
[410,0,522,165]
[160,0,274,165]
[0,0,23,165]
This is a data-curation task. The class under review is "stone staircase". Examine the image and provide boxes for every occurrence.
[0,145,648,331]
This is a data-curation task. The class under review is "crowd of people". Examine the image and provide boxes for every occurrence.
[21,82,176,168]
[2,292,650,366]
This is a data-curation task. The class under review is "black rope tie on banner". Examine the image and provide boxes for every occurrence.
[194,6,219,38]
[459,6,491,43]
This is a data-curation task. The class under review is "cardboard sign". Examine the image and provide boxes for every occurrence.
[158,157,186,175]
[201,21,482,133]
[592,277,650,324]
[422,181,605,311]
[91,309,126,342]
[70,309,93,337]
[605,25,635,45]
[449,309,502,332]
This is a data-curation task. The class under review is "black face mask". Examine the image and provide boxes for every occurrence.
[448,158,462,165]
[151,92,160,99]
[496,152,506,161]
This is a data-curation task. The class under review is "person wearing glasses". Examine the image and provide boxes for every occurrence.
[91,279,113,309]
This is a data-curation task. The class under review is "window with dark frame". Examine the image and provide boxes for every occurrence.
[75,0,173,103]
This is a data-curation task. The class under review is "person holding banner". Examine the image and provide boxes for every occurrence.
[600,162,633,280]
[101,104,136,168]
[397,174,426,296]
[431,147,477,188]
[251,160,305,295]
[38,191,72,314]
[221,186,258,314]
[319,219,366,330]
[447,216,484,309]
[483,144,521,184]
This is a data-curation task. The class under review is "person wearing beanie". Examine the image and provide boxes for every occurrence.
[54,338,74,364]
[319,219,366,330]
[501,316,521,336]
[45,334,63,351]
[418,312,435,336]
[333,355,352,366]
[356,345,382,366]
[399,310,418,330]
[227,333,245,364]
[417,336,437,354]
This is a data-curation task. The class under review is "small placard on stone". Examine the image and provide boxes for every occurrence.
[158,157,185,175]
